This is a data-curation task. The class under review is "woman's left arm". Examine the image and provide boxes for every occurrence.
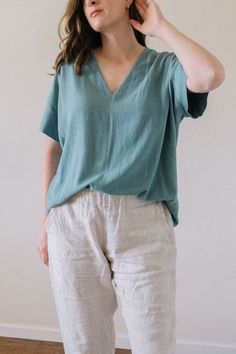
[131,0,225,92]
[155,20,225,93]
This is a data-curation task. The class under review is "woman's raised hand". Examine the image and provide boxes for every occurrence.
[129,0,168,38]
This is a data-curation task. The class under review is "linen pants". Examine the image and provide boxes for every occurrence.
[46,189,177,354]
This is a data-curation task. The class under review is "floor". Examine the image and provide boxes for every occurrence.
[0,337,131,354]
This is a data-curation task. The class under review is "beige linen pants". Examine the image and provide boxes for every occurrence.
[46,188,177,354]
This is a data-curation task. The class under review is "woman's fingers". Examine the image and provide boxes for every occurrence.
[134,1,146,19]
[37,236,49,266]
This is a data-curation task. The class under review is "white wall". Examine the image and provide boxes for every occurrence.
[0,0,235,353]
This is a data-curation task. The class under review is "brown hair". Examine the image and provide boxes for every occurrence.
[48,0,147,76]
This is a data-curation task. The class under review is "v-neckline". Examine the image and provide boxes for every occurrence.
[91,47,149,99]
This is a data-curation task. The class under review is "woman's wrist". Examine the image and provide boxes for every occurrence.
[153,19,176,43]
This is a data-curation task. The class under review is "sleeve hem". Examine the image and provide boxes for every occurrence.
[40,128,60,142]
[178,73,210,120]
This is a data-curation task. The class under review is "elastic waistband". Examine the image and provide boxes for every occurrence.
[66,188,162,210]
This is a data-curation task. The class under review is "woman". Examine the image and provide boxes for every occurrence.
[37,0,225,353]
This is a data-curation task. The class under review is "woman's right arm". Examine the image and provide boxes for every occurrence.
[37,136,62,266]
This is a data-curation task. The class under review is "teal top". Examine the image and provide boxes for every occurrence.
[39,47,209,227]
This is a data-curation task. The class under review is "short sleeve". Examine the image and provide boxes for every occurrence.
[168,52,209,124]
[39,74,60,142]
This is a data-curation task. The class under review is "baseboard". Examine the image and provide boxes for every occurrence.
[115,335,236,354]
[0,323,235,354]
[0,323,62,342]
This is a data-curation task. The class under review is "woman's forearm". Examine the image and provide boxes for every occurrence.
[155,20,225,92]
[40,141,62,232]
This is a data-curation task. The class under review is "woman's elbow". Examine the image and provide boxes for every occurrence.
[208,63,226,91]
